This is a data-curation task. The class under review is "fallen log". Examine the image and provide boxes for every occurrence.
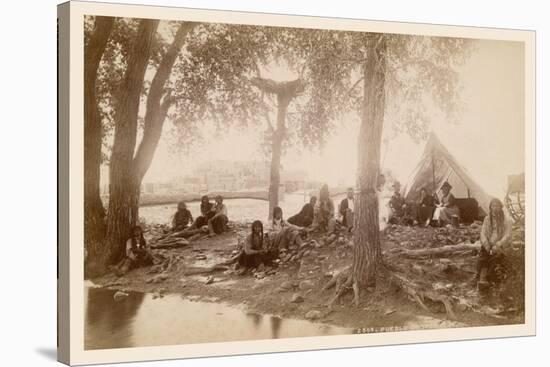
[183,264,231,276]
[387,242,480,260]
[158,228,205,242]
[150,239,190,249]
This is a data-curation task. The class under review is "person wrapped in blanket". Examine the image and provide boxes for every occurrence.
[312,184,336,233]
[473,198,513,291]
[339,187,355,230]
[416,187,437,227]
[189,195,215,230]
[268,206,307,250]
[288,196,317,228]
[236,207,306,275]
[388,181,414,225]
[112,225,154,276]
[171,201,193,232]
[207,195,229,236]
[236,220,277,275]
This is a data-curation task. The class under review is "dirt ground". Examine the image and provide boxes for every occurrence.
[92,221,525,333]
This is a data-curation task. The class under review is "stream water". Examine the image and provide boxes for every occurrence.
[85,287,354,350]
[139,194,347,225]
[86,194,353,350]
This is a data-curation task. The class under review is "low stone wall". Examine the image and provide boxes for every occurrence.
[137,190,269,207]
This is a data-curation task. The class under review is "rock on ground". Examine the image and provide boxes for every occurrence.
[113,291,129,301]
[290,293,304,303]
[305,310,322,320]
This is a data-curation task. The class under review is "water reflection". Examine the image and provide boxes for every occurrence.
[246,312,263,330]
[85,288,145,350]
[270,315,283,339]
[85,287,352,350]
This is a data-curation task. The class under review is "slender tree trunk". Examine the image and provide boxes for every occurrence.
[133,22,196,183]
[352,35,387,296]
[250,78,303,221]
[105,19,159,265]
[84,16,114,266]
[268,94,290,220]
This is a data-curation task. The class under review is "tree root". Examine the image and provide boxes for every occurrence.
[320,261,457,319]
[327,273,353,307]
[383,263,456,319]
[323,267,355,307]
[182,253,241,276]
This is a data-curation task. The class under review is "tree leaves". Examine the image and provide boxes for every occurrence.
[91,15,473,164]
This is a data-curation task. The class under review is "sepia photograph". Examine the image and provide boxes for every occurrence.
[56,1,535,364]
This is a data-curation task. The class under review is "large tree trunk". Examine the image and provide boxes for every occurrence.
[250,78,304,220]
[105,19,159,265]
[84,16,114,267]
[352,35,387,301]
[268,95,290,220]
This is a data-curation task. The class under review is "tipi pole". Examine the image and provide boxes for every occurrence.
[431,151,436,195]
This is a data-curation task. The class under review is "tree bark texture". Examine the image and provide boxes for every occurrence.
[84,16,114,259]
[268,94,290,220]
[106,19,159,264]
[352,35,387,291]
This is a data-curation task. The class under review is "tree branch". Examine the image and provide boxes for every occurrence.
[345,76,365,97]
[250,77,305,97]
[133,22,197,181]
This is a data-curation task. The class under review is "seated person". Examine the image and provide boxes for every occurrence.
[288,196,317,227]
[339,187,355,230]
[378,174,390,231]
[189,195,215,230]
[171,201,193,232]
[313,184,336,233]
[113,226,153,276]
[268,206,306,250]
[236,220,278,274]
[388,181,409,224]
[432,181,460,226]
[416,187,437,226]
[474,198,513,290]
[208,195,229,236]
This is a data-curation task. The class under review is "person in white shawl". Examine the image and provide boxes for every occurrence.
[377,174,390,232]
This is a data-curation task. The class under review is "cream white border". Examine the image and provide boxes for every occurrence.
[61,1,536,365]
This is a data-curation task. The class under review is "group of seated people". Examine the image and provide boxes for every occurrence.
[237,206,308,275]
[238,186,515,291]
[287,184,338,233]
[171,195,229,237]
[112,195,230,276]
[112,184,514,293]
[386,180,461,228]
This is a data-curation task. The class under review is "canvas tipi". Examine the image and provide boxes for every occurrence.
[402,132,493,216]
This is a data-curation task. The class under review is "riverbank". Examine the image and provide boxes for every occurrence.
[91,221,525,335]
[102,186,350,208]
[101,190,269,207]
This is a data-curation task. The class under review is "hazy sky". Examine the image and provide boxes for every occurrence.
[107,38,525,199]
